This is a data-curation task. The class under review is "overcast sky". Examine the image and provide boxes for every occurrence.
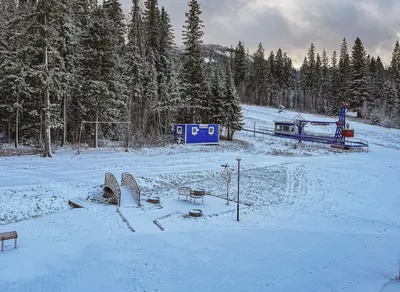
[119,0,400,68]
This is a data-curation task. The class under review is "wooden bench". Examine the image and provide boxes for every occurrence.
[0,231,18,252]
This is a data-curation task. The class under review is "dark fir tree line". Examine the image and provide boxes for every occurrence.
[232,37,400,127]
[0,0,244,155]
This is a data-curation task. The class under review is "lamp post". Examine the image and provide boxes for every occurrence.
[236,157,241,221]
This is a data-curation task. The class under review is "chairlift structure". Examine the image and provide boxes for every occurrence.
[273,103,368,150]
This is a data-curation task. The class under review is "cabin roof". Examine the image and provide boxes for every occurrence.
[273,112,305,123]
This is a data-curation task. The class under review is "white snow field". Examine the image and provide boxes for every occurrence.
[1,104,400,292]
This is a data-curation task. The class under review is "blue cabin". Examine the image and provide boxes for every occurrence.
[173,124,220,145]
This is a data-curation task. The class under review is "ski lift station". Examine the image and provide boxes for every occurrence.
[272,104,368,150]
[173,124,220,145]
[273,112,306,135]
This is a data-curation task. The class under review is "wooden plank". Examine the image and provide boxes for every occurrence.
[0,231,17,240]
[153,220,164,231]
[68,198,90,209]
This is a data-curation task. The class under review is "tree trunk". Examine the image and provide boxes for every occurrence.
[43,18,52,158]
[95,107,99,148]
[15,96,19,148]
[62,93,67,146]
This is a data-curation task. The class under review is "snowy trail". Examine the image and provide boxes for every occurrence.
[1,104,400,291]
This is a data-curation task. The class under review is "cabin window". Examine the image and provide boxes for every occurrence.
[208,127,214,135]
[282,125,290,132]
[192,127,198,135]
[177,126,182,134]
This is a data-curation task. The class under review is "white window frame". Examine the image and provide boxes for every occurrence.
[208,126,214,135]
[177,126,182,134]
[192,127,198,135]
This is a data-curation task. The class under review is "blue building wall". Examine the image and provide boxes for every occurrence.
[174,124,219,144]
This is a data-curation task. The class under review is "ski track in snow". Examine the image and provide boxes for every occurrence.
[1,104,400,291]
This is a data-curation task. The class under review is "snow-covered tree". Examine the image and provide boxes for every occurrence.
[224,66,243,140]
[210,68,226,126]
[251,43,267,105]
[338,37,350,105]
[180,0,209,123]
[320,49,330,113]
[233,41,246,99]
[330,50,339,113]
[348,37,369,116]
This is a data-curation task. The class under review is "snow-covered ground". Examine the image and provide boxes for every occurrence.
[1,104,400,292]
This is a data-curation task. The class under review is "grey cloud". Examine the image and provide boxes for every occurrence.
[120,0,400,67]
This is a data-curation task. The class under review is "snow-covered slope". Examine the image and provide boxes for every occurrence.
[1,104,400,292]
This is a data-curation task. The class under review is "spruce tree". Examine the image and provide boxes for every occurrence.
[389,41,400,96]
[267,51,276,105]
[320,49,330,113]
[348,37,369,116]
[299,57,309,110]
[158,6,179,135]
[0,0,24,147]
[180,0,209,123]
[252,43,267,105]
[103,0,125,48]
[330,51,339,113]
[224,66,243,140]
[80,4,127,146]
[210,68,226,126]
[125,0,146,143]
[32,0,70,156]
[143,0,160,55]
[338,37,350,105]
[315,53,322,112]
[233,41,246,99]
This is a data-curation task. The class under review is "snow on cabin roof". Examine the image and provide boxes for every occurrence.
[273,112,305,123]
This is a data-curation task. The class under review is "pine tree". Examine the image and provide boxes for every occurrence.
[320,49,330,113]
[0,0,23,147]
[266,51,276,105]
[55,0,82,146]
[383,80,398,111]
[143,0,160,55]
[233,41,246,99]
[283,53,295,108]
[158,6,178,134]
[375,56,386,103]
[125,0,146,143]
[274,48,285,106]
[80,4,127,147]
[32,0,70,156]
[210,68,226,126]
[224,66,243,140]
[348,37,369,116]
[390,41,400,97]
[315,53,322,112]
[299,57,309,110]
[103,0,125,48]
[69,0,97,139]
[329,51,339,113]
[180,0,209,123]
[252,43,267,105]
[338,37,350,105]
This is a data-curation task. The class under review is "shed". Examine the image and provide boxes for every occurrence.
[174,124,219,144]
[273,112,305,134]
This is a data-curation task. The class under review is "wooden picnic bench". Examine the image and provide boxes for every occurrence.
[0,231,18,252]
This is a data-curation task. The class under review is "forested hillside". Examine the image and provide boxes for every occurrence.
[0,0,399,156]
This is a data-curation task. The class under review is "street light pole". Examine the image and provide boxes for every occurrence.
[236,157,241,221]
